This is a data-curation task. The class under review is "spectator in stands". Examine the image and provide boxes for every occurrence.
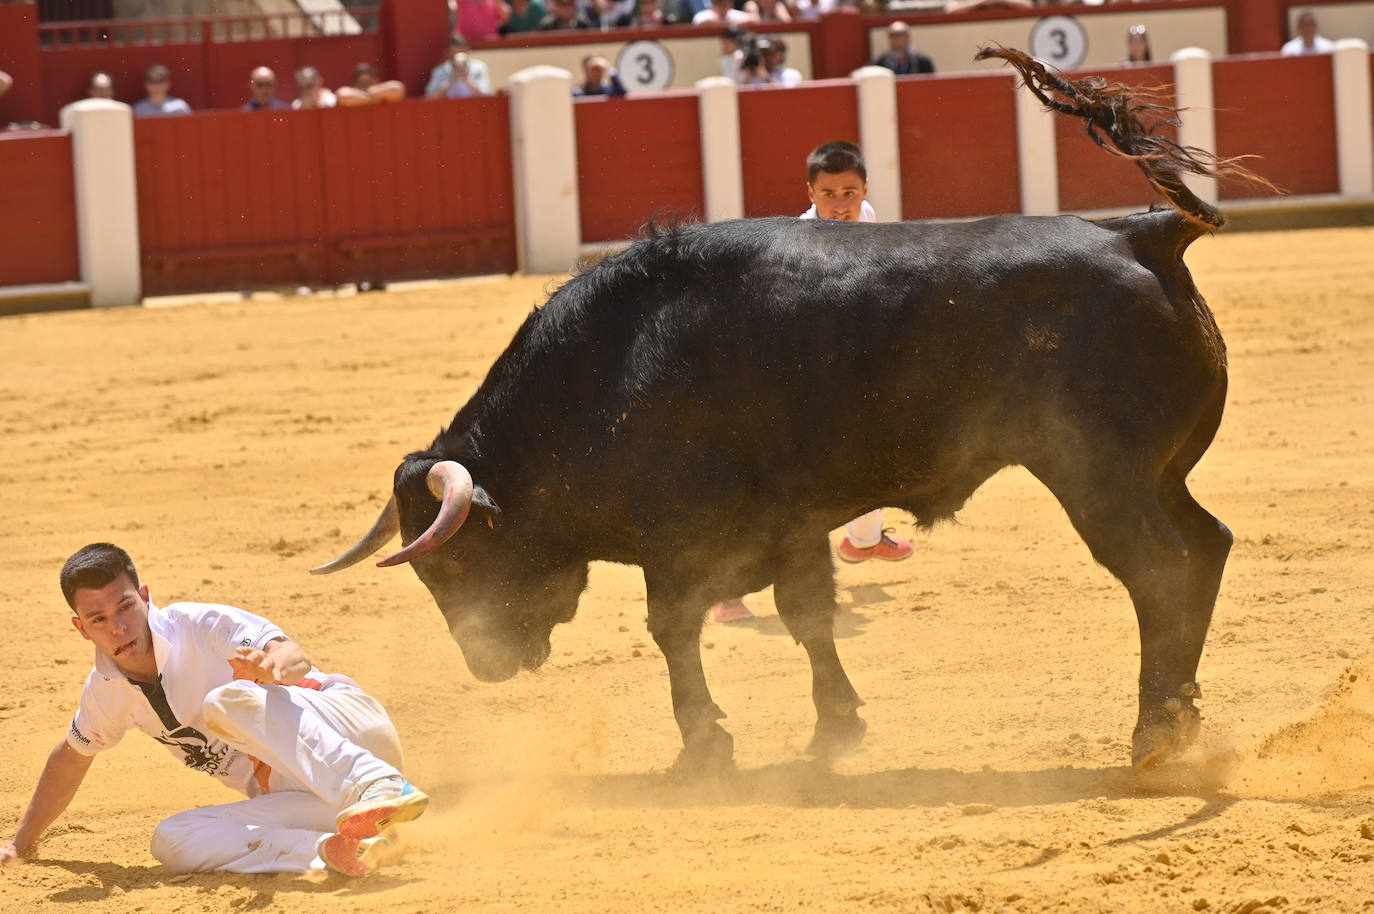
[426,36,492,99]
[337,62,406,106]
[539,0,599,29]
[242,67,287,111]
[719,26,747,80]
[634,0,666,26]
[572,55,628,96]
[0,69,11,100]
[292,66,337,109]
[87,71,116,100]
[500,0,547,33]
[1123,23,1152,63]
[425,43,492,98]
[1281,10,1335,55]
[753,0,792,24]
[693,0,756,26]
[600,0,639,27]
[133,64,191,116]
[872,21,934,74]
[943,0,1032,11]
[452,0,508,39]
[762,35,802,85]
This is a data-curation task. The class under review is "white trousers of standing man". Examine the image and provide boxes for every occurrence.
[150,678,404,874]
[846,508,885,548]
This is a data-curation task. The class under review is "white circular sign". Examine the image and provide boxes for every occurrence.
[617,40,674,92]
[1030,15,1088,69]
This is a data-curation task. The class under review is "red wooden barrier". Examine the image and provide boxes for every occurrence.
[739,80,860,219]
[1212,53,1339,198]
[896,72,1020,220]
[574,92,705,244]
[1055,64,1175,213]
[134,97,514,296]
[0,131,80,287]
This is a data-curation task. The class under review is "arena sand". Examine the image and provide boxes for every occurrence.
[1,226,1371,914]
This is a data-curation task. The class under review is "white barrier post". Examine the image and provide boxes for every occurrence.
[508,66,580,274]
[1013,73,1058,216]
[59,99,141,306]
[1332,38,1374,197]
[1171,47,1219,206]
[852,65,901,221]
[695,76,744,222]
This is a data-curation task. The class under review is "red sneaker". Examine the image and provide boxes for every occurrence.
[837,531,913,563]
[711,598,754,622]
[321,829,398,877]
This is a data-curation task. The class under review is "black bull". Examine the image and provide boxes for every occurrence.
[313,49,1247,771]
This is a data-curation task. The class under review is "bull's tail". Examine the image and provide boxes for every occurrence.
[976,45,1275,232]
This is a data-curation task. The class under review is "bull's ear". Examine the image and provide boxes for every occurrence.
[473,485,501,515]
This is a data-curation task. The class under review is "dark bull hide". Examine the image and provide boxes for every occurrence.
[314,48,1261,771]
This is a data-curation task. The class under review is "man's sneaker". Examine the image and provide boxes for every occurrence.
[711,598,754,623]
[321,829,398,877]
[336,776,429,840]
[837,531,914,564]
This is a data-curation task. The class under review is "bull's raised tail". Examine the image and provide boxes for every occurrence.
[976,45,1274,233]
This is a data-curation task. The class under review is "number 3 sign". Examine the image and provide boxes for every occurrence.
[616,40,675,91]
[1029,15,1088,69]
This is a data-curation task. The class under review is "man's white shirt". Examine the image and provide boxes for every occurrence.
[67,600,335,797]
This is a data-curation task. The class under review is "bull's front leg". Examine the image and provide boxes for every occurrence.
[645,582,734,775]
[774,537,866,762]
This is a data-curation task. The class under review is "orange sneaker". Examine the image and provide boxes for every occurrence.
[321,829,398,877]
[711,598,754,622]
[837,531,913,563]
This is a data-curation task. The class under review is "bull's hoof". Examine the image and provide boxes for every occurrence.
[1131,688,1202,770]
[670,725,735,779]
[806,712,868,763]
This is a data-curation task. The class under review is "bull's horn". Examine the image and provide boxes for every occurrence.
[376,460,474,568]
[309,496,401,575]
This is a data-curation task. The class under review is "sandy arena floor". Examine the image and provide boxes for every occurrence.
[1,225,1372,914]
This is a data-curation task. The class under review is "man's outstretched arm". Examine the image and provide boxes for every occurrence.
[1,738,95,864]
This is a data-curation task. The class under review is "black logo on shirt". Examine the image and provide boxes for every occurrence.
[153,725,231,774]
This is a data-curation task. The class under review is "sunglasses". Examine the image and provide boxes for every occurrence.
[253,80,275,88]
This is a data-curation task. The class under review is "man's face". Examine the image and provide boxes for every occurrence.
[145,74,169,102]
[808,169,869,221]
[71,573,154,678]
[251,70,275,104]
[586,58,608,83]
[1299,16,1317,41]
[552,0,576,23]
[889,29,909,53]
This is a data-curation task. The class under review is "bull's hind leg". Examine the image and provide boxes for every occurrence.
[1031,456,1214,769]
[773,536,866,762]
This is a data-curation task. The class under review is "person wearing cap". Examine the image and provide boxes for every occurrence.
[872,21,934,75]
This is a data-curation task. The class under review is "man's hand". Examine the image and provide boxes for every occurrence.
[228,646,283,683]
[228,639,311,685]
[1,841,21,866]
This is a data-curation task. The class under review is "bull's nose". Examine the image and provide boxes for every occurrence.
[464,649,523,682]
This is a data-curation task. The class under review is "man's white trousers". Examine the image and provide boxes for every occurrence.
[150,679,403,873]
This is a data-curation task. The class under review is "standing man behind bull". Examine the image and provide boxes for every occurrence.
[0,543,428,877]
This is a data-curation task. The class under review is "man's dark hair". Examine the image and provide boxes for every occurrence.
[60,543,138,610]
[806,140,867,184]
[144,64,171,83]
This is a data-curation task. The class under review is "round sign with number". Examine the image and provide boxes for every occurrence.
[1030,15,1088,69]
[616,40,674,92]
